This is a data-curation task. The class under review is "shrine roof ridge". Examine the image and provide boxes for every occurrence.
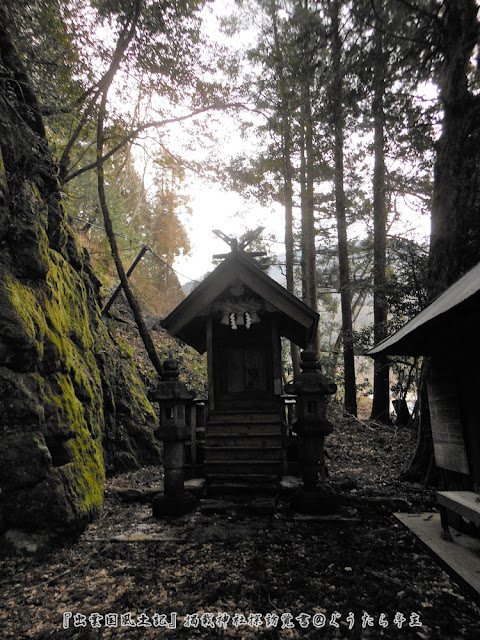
[161,249,319,353]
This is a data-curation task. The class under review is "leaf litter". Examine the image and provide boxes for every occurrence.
[1,416,480,639]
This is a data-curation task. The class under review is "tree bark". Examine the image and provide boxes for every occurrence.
[428,0,480,294]
[300,87,319,353]
[284,144,300,375]
[404,0,480,481]
[330,0,357,416]
[370,6,390,423]
[270,0,300,376]
[399,359,436,483]
[102,244,149,316]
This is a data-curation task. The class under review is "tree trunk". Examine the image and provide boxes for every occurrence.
[58,0,144,183]
[284,122,300,376]
[96,90,164,378]
[86,0,165,379]
[270,0,300,377]
[304,88,319,352]
[403,0,480,482]
[299,93,319,354]
[399,359,436,484]
[428,0,480,294]
[370,6,390,423]
[330,0,357,416]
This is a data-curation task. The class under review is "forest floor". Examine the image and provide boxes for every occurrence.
[2,300,480,639]
[2,415,480,640]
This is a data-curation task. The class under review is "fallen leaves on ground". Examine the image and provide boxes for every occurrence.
[2,417,480,639]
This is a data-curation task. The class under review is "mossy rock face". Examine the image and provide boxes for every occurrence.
[97,335,160,474]
[0,146,9,242]
[0,249,106,535]
[0,39,160,542]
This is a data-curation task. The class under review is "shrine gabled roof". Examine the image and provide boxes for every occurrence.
[367,261,480,357]
[161,249,319,353]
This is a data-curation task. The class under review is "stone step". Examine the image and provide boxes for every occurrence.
[207,486,278,499]
[207,477,280,497]
[207,473,281,484]
[207,422,281,436]
[206,434,281,448]
[205,459,282,476]
[207,482,278,504]
[204,446,282,462]
[208,411,280,425]
[207,471,280,487]
[200,496,277,514]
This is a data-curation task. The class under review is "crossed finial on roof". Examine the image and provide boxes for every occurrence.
[212,227,266,259]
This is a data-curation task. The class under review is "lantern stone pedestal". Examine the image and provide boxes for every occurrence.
[285,348,338,515]
[148,357,197,518]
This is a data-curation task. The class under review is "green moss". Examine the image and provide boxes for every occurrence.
[1,271,45,340]
[46,372,105,517]
[60,441,104,518]
[0,250,106,528]
[98,327,160,472]
[0,269,46,367]
[42,254,104,421]
[45,252,95,354]
[11,183,51,277]
[115,336,135,358]
[0,72,162,536]
[0,181,162,530]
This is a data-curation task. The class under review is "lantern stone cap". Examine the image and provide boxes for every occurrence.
[149,383,195,402]
[148,356,195,402]
[285,347,337,396]
[162,356,180,380]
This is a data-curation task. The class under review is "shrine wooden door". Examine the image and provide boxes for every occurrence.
[213,323,274,410]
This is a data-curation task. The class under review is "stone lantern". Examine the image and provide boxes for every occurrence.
[285,347,337,514]
[148,356,196,517]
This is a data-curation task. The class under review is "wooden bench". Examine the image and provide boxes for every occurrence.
[437,491,480,540]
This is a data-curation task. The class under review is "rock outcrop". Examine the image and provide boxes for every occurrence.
[0,9,160,544]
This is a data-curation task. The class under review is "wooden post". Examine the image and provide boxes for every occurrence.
[271,316,282,396]
[190,403,197,465]
[207,316,215,412]
[102,245,148,315]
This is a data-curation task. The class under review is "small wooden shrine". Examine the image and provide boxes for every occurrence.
[368,261,480,539]
[161,238,319,484]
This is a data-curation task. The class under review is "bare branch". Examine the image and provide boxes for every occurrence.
[59,0,145,181]
[64,102,254,183]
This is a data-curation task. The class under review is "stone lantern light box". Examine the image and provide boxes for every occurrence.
[148,357,196,516]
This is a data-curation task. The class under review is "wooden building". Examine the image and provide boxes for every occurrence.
[161,246,319,484]
[368,262,480,533]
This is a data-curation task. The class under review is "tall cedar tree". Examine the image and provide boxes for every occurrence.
[293,2,320,352]
[269,0,300,375]
[403,0,480,482]
[370,3,390,422]
[330,0,357,416]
